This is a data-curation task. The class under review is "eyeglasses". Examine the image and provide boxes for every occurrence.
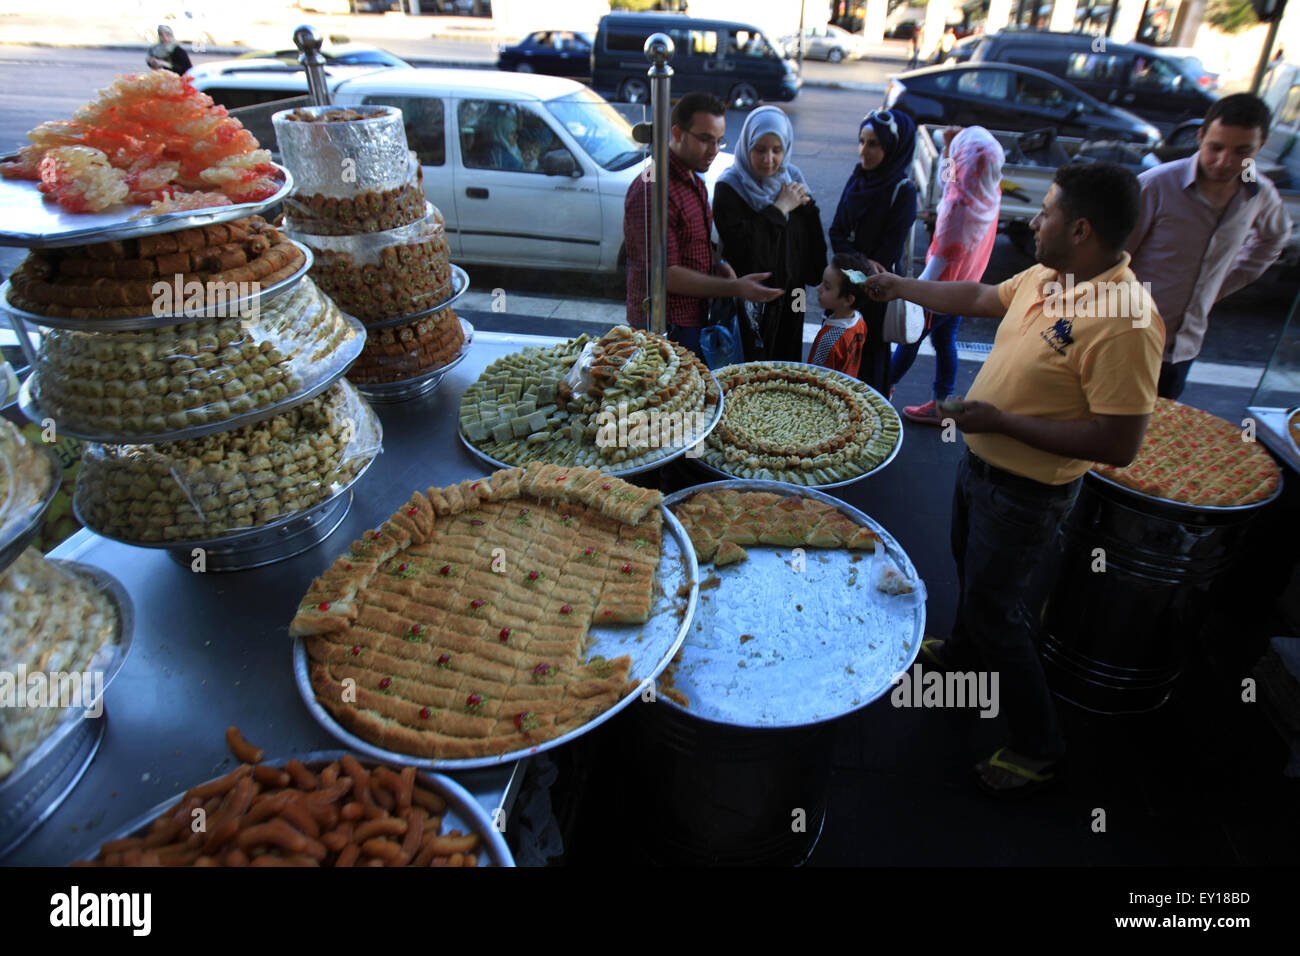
[685,130,727,150]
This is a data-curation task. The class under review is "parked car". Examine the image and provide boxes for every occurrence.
[1159,47,1220,92]
[592,12,800,110]
[969,29,1216,133]
[884,63,1162,146]
[779,23,869,63]
[887,21,920,40]
[234,44,411,70]
[934,34,980,65]
[190,66,735,273]
[497,31,593,77]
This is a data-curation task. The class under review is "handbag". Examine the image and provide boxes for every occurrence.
[882,179,925,344]
[700,297,747,369]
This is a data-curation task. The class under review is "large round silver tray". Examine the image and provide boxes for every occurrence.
[1087,466,1284,517]
[0,241,314,331]
[351,317,475,405]
[0,438,61,574]
[458,370,724,479]
[695,361,902,489]
[0,161,292,249]
[74,451,377,572]
[659,480,925,728]
[360,263,469,332]
[293,502,699,771]
[0,560,134,858]
[18,312,366,445]
[73,751,514,866]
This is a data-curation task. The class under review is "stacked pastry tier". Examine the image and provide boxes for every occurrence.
[289,207,452,323]
[701,362,900,486]
[0,420,57,552]
[273,106,426,237]
[460,326,720,470]
[5,217,304,320]
[1092,398,1282,508]
[24,277,360,441]
[347,308,465,385]
[0,550,121,779]
[76,381,380,544]
[290,464,662,760]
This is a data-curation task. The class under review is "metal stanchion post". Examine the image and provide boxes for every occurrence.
[295,25,332,107]
[645,33,674,337]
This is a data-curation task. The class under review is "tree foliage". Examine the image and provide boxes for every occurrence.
[1206,0,1263,33]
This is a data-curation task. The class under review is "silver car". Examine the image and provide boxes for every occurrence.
[781,24,868,64]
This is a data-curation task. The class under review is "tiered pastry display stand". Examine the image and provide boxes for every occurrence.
[272,105,475,405]
[1,166,378,572]
[0,429,133,856]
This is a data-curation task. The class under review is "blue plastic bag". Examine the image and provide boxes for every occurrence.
[700,298,746,369]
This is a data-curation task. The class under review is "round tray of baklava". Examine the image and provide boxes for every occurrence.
[351,317,475,405]
[17,310,366,447]
[0,559,133,859]
[360,264,469,331]
[0,242,313,332]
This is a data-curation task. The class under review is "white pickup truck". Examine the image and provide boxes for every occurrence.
[913,121,1300,268]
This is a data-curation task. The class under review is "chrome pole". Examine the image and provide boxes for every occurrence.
[295,25,332,107]
[645,33,674,337]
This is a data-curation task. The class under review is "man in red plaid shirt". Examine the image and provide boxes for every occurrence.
[624,92,781,355]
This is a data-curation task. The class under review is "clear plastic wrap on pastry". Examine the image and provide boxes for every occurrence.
[0,549,121,780]
[347,308,466,384]
[0,419,56,546]
[272,105,414,199]
[286,206,452,322]
[26,276,361,440]
[75,380,381,544]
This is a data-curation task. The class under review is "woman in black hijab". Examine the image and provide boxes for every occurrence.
[829,109,918,394]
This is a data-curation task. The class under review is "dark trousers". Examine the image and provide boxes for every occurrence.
[1157,359,1193,400]
[857,299,892,395]
[948,451,1081,762]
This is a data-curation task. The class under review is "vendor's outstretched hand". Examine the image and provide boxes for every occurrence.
[865,270,902,302]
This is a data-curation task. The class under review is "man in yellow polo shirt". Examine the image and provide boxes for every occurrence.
[866,162,1164,796]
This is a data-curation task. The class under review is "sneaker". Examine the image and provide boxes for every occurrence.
[902,399,943,424]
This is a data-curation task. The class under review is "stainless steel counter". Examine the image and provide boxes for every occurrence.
[1247,405,1300,474]
[0,330,572,865]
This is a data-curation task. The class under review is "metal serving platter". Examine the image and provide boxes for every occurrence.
[659,480,925,728]
[458,370,724,479]
[73,451,379,573]
[0,161,292,249]
[1087,467,1285,517]
[0,437,61,574]
[351,317,475,405]
[0,242,313,331]
[0,560,134,858]
[360,263,469,332]
[17,312,366,445]
[694,361,903,489]
[73,751,514,867]
[293,503,700,771]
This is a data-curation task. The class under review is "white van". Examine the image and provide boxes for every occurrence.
[189,64,735,273]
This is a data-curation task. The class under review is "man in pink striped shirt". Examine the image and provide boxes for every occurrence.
[1127,93,1292,400]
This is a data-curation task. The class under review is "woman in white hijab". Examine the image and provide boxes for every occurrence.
[147,25,192,75]
[713,106,827,361]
